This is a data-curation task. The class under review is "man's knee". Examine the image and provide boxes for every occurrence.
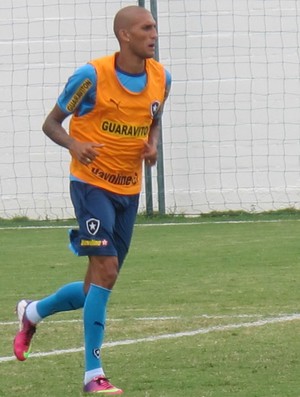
[87,256,119,289]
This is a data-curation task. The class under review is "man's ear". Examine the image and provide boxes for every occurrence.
[119,29,130,43]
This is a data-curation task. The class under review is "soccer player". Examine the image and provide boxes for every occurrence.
[13,5,171,395]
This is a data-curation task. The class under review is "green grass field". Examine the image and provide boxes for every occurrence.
[1,217,300,396]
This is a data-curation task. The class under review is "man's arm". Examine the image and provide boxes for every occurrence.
[143,69,172,166]
[42,104,103,165]
[42,64,103,165]
[42,105,74,149]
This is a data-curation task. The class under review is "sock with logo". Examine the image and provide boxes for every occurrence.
[83,283,111,374]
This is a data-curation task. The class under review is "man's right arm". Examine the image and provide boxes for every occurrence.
[42,104,74,150]
[42,64,102,164]
[42,104,103,165]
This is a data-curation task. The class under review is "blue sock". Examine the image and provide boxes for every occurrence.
[36,281,86,318]
[83,284,111,372]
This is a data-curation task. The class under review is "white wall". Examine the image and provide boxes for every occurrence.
[1,0,300,219]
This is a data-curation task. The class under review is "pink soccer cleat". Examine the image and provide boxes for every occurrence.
[13,299,36,361]
[83,376,123,394]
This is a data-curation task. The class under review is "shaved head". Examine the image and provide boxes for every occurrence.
[113,5,152,40]
[113,5,157,68]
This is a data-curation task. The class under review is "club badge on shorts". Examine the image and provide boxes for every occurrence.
[86,218,100,235]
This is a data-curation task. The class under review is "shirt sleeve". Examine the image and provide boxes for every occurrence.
[57,63,97,116]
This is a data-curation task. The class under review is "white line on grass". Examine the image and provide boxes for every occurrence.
[1,313,300,363]
[1,218,299,231]
[0,312,286,328]
[0,314,262,326]
[0,313,277,327]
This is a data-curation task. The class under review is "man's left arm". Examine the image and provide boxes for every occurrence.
[143,69,172,166]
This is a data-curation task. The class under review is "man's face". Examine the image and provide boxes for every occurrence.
[126,12,158,59]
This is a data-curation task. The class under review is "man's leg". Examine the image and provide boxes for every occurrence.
[68,183,137,393]
[83,284,111,381]
[82,255,123,394]
[83,255,118,382]
[29,281,86,320]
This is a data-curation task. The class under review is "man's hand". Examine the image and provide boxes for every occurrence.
[142,142,158,167]
[69,140,104,165]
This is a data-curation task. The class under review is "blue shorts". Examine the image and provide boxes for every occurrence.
[69,181,139,268]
